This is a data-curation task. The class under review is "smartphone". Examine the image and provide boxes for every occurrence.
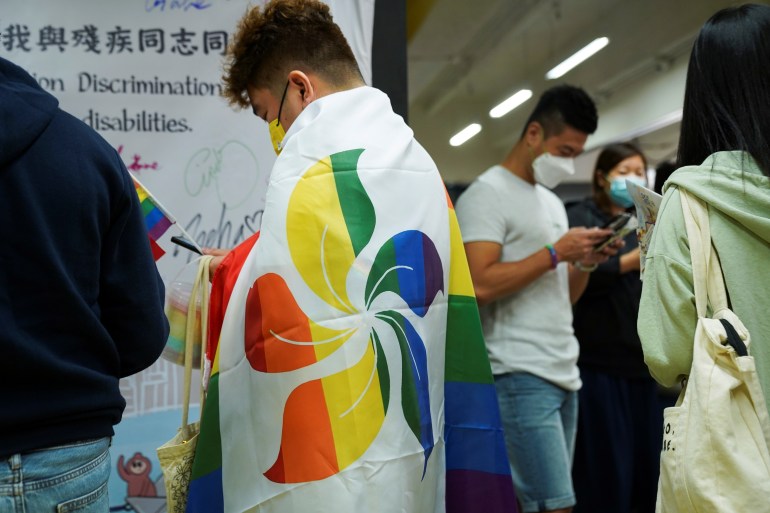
[171,235,203,255]
[603,213,631,232]
[594,213,634,251]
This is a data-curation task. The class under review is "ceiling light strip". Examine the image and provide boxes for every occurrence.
[546,37,609,80]
[449,123,482,146]
[489,89,533,118]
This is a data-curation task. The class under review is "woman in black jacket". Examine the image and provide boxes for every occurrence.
[567,143,660,513]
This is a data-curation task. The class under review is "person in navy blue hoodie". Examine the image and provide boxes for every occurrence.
[0,56,169,512]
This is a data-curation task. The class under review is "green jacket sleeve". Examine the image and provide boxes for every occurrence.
[637,187,699,387]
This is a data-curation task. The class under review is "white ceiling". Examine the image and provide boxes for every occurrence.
[406,0,745,183]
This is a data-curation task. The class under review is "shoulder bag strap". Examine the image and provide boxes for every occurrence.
[180,255,213,429]
[198,256,212,410]
[679,189,729,316]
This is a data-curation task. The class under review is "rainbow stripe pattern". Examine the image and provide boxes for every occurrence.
[133,179,173,260]
[186,148,517,512]
[186,233,259,513]
[443,191,518,512]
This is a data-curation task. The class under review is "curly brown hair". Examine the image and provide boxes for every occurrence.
[222,0,362,108]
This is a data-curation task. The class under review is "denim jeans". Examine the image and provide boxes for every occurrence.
[494,372,578,513]
[0,438,110,513]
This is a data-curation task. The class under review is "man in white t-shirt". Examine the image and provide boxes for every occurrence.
[455,85,615,513]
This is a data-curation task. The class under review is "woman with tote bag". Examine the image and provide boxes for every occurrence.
[637,4,770,511]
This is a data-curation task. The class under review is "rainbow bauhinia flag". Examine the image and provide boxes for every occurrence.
[132,176,175,261]
[186,86,517,513]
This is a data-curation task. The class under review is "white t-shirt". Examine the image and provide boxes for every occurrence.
[455,165,581,391]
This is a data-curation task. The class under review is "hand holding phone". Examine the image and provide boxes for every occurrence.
[594,213,636,251]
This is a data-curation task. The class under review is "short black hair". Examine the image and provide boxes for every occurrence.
[520,84,598,139]
[678,3,770,177]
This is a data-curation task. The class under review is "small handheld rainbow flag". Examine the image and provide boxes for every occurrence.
[132,175,199,260]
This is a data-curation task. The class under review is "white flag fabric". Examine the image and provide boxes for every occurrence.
[187,86,518,513]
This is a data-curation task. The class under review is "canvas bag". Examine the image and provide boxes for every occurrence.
[157,256,212,513]
[655,190,770,512]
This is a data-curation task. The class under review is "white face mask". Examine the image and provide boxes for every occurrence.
[532,152,576,189]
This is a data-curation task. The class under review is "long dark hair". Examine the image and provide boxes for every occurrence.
[592,142,647,214]
[678,3,770,177]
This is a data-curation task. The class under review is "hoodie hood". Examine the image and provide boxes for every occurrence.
[0,56,59,167]
[665,151,770,246]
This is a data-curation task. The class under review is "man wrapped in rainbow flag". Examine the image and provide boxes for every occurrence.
[186,2,518,512]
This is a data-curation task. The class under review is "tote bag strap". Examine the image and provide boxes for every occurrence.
[198,256,211,404]
[180,255,213,429]
[679,189,729,316]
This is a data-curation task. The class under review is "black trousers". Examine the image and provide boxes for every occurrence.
[572,368,665,513]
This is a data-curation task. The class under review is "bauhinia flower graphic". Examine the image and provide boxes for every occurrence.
[243,149,444,484]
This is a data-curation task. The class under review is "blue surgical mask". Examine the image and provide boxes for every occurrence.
[609,176,646,208]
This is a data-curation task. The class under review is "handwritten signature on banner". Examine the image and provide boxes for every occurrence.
[184,140,261,209]
[180,202,263,258]
[144,0,213,12]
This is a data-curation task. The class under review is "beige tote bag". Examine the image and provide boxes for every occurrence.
[655,190,770,512]
[157,256,212,513]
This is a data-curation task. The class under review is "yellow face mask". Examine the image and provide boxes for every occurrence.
[269,118,286,155]
[269,81,289,155]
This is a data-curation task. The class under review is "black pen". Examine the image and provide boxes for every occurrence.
[170,235,203,255]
